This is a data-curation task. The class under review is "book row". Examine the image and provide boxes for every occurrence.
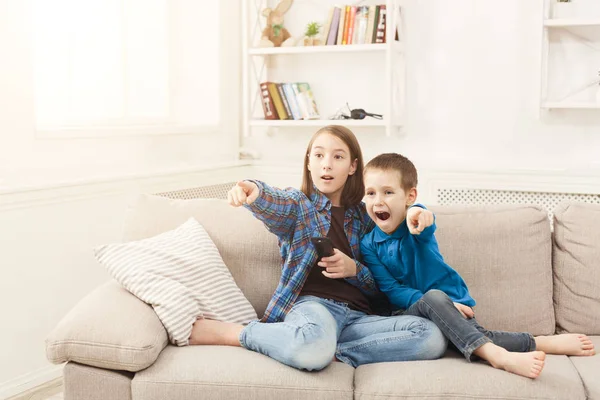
[322,5,388,46]
[260,82,320,120]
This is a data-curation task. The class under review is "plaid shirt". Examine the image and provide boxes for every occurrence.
[244,180,378,323]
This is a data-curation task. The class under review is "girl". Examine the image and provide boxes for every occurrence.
[189,125,447,370]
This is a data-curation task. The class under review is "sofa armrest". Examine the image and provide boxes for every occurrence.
[46,280,168,372]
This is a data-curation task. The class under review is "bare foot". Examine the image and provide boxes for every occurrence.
[475,343,545,379]
[188,318,243,346]
[535,334,596,356]
[492,351,546,379]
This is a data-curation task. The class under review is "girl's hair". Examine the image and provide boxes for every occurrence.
[300,125,365,207]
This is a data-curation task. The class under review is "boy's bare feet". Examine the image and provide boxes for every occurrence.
[188,318,243,347]
[475,343,545,379]
[492,350,546,379]
[535,334,596,356]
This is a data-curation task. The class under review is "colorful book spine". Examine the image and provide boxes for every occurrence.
[346,6,357,45]
[337,6,347,45]
[321,7,335,45]
[259,82,278,120]
[372,6,380,44]
[267,82,288,120]
[282,83,301,120]
[327,7,341,45]
[291,83,309,119]
[341,6,351,45]
[297,83,320,119]
[276,83,292,119]
[375,5,387,44]
[365,5,376,44]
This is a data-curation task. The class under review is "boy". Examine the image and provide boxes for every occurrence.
[360,153,595,379]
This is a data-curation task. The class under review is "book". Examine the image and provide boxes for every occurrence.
[375,5,387,44]
[341,6,351,45]
[353,6,369,45]
[276,83,292,119]
[259,82,278,120]
[291,83,310,119]
[346,6,357,45]
[372,6,380,44]
[321,7,335,45]
[267,82,288,120]
[337,5,347,45]
[327,7,341,45]
[297,83,320,119]
[365,5,376,44]
[282,83,301,120]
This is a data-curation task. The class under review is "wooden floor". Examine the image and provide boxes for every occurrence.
[6,378,63,400]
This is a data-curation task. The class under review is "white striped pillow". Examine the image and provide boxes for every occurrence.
[94,218,257,346]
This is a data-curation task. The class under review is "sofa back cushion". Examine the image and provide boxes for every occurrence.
[123,194,281,317]
[553,201,600,334]
[429,204,555,335]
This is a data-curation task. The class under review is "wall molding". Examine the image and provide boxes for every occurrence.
[0,162,252,212]
[0,364,63,400]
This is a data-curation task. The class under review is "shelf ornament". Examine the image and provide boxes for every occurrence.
[259,0,296,47]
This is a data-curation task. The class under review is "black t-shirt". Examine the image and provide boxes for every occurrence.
[300,206,372,313]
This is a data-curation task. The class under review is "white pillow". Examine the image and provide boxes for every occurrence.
[94,218,257,346]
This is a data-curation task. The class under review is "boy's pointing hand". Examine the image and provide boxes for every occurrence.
[407,208,434,235]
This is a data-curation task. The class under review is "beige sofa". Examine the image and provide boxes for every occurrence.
[46,194,600,400]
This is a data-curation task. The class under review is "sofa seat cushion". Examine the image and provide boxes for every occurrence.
[569,336,600,400]
[132,345,354,400]
[354,350,585,400]
[46,281,168,372]
[430,205,555,335]
[553,202,600,334]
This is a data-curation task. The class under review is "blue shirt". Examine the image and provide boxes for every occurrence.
[360,211,475,310]
[244,180,378,323]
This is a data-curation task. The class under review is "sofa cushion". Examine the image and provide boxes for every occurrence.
[429,205,555,335]
[354,351,585,400]
[132,345,354,400]
[553,202,600,334]
[95,218,257,346]
[46,281,168,372]
[123,194,281,318]
[64,362,133,400]
[569,336,600,400]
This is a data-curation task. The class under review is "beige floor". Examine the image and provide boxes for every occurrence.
[6,378,63,400]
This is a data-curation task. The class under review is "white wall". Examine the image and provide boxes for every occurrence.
[242,0,600,187]
[0,0,242,396]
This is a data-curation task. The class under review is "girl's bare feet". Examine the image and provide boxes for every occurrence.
[535,334,596,356]
[188,318,243,346]
[475,343,546,379]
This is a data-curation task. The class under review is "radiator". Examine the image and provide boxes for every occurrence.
[156,182,236,200]
[437,188,600,220]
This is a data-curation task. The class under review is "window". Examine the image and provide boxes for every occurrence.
[32,0,222,136]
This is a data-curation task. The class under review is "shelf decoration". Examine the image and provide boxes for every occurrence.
[259,0,296,47]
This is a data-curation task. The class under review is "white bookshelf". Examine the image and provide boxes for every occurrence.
[541,1,600,110]
[544,19,600,27]
[542,102,600,109]
[242,0,405,137]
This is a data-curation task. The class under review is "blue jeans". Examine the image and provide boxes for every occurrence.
[239,295,447,371]
[402,290,536,361]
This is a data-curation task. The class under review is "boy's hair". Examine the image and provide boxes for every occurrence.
[365,153,418,192]
[301,125,365,207]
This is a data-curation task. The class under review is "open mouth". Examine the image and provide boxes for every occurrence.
[375,211,390,221]
[321,175,334,181]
